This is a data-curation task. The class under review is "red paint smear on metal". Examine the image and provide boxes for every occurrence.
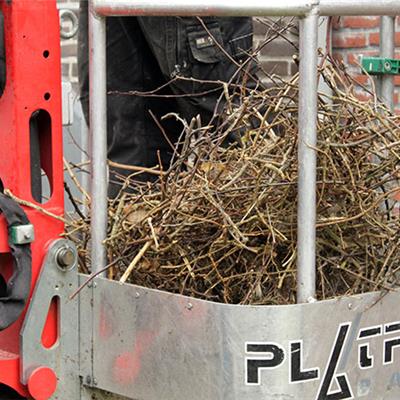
[99,300,115,339]
[113,331,156,385]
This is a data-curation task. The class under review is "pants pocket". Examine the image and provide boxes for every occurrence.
[183,22,227,95]
[187,24,225,64]
[228,32,253,63]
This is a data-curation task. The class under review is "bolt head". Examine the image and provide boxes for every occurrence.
[56,246,76,269]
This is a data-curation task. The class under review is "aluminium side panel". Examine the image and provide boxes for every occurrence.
[82,277,400,400]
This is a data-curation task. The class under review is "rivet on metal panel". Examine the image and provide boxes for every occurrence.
[135,292,140,298]
[348,303,353,310]
[186,302,193,310]
[92,378,98,386]
[85,375,92,385]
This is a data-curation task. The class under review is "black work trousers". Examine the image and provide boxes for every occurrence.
[78,3,254,197]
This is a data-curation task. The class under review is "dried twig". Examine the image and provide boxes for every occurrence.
[65,50,400,305]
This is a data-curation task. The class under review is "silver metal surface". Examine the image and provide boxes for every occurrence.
[92,0,315,17]
[89,1,108,275]
[319,0,400,15]
[93,0,400,16]
[81,386,132,400]
[59,8,79,39]
[57,2,80,11]
[62,81,74,126]
[297,12,318,304]
[10,224,34,245]
[63,98,90,216]
[20,240,80,399]
[84,277,400,400]
[379,16,395,112]
[78,274,95,392]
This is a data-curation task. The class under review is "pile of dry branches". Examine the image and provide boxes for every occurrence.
[66,58,400,305]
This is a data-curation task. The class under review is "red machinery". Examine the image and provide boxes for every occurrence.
[1,2,400,400]
[0,0,64,397]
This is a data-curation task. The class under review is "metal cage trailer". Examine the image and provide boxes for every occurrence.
[0,0,399,399]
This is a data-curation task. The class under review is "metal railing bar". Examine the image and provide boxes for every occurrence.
[318,0,400,16]
[89,6,108,275]
[92,0,314,17]
[379,16,395,112]
[93,0,400,16]
[297,12,319,303]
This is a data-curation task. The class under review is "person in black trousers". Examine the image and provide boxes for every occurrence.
[78,2,255,197]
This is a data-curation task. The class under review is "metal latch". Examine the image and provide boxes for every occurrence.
[362,57,400,75]
[10,224,35,245]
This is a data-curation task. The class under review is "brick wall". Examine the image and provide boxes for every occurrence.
[332,16,400,113]
[254,17,299,79]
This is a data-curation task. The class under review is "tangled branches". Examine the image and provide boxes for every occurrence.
[67,59,400,305]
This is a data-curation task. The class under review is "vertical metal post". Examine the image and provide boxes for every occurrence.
[379,16,395,112]
[297,11,319,303]
[89,1,107,274]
